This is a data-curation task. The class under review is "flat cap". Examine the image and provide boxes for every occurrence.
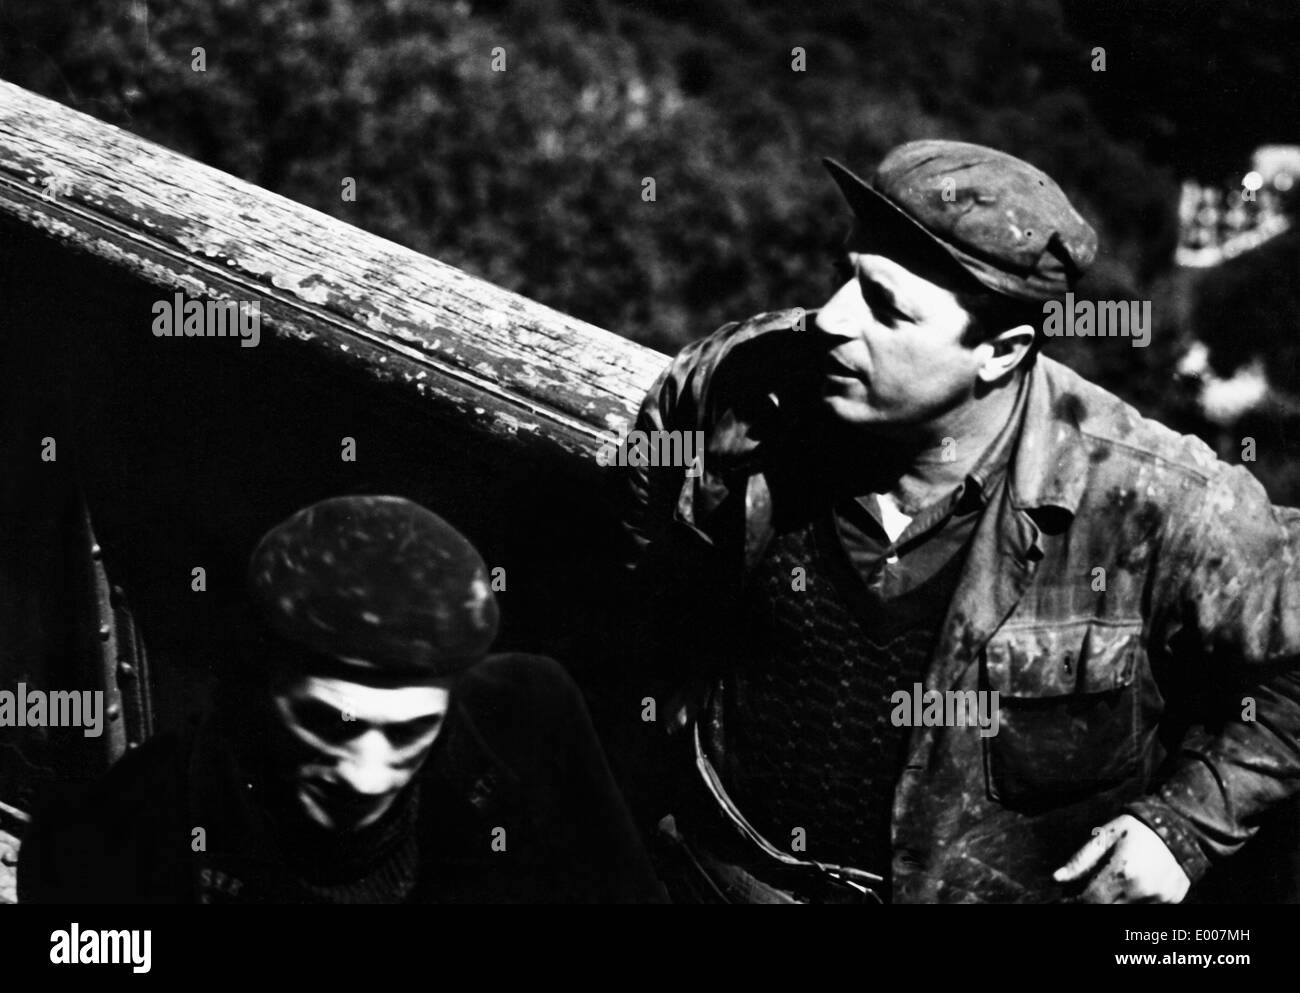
[824,140,1097,301]
[248,495,499,677]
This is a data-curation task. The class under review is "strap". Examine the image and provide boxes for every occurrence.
[691,719,885,900]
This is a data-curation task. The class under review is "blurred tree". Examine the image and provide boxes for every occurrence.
[0,0,1272,360]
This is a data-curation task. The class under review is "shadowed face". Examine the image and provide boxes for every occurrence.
[270,667,453,832]
[814,252,986,433]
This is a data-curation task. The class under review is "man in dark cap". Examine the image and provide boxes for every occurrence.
[621,140,1300,903]
[20,495,664,903]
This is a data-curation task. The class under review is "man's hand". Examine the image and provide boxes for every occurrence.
[1053,814,1191,903]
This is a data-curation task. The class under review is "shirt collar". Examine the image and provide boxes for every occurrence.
[847,368,1030,526]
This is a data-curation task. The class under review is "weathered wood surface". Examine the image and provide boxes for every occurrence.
[0,80,667,461]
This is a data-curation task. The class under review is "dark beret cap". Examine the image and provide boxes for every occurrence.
[248,495,499,677]
[824,140,1097,302]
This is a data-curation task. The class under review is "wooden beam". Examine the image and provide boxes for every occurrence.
[0,80,666,463]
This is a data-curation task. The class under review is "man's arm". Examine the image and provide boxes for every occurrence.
[1137,473,1300,870]
[619,325,730,574]
[449,653,667,902]
[616,313,812,833]
[1061,468,1300,900]
[619,308,817,575]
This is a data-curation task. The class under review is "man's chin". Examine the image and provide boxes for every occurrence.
[820,393,891,431]
[298,790,390,833]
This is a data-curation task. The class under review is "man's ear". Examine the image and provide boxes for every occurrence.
[975,324,1035,383]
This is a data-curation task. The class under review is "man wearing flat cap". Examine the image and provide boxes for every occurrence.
[21,495,664,903]
[621,140,1300,903]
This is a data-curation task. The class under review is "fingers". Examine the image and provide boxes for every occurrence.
[1078,849,1130,904]
[1053,822,1119,884]
[1056,815,1191,904]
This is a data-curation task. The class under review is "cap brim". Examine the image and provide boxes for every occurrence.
[822,157,986,294]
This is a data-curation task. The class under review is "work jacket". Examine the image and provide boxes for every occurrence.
[620,308,1300,903]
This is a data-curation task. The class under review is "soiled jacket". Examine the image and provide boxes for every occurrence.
[621,308,1300,903]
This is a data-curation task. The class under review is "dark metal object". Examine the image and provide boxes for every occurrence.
[76,498,153,767]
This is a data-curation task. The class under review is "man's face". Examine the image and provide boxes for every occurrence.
[270,668,453,832]
[814,252,986,433]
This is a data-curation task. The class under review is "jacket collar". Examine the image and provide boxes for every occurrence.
[1005,355,1092,519]
[919,354,1095,695]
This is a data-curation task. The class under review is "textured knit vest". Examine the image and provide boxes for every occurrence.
[722,509,974,873]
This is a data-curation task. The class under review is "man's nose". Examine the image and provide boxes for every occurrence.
[815,281,864,340]
[334,731,402,796]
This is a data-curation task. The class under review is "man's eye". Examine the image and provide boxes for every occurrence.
[293,699,346,737]
[863,286,908,325]
[389,715,443,749]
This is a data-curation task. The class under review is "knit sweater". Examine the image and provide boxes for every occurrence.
[722,510,974,876]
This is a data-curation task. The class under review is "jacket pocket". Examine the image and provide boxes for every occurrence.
[982,619,1143,809]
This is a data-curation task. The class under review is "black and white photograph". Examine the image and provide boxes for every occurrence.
[0,0,1296,973]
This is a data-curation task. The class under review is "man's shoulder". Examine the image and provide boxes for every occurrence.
[696,307,811,348]
[454,652,579,713]
[656,308,810,386]
[431,654,598,824]
[442,654,585,759]
[1036,356,1223,485]
[644,307,812,427]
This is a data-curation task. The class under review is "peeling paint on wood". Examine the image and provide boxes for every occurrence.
[0,81,669,461]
